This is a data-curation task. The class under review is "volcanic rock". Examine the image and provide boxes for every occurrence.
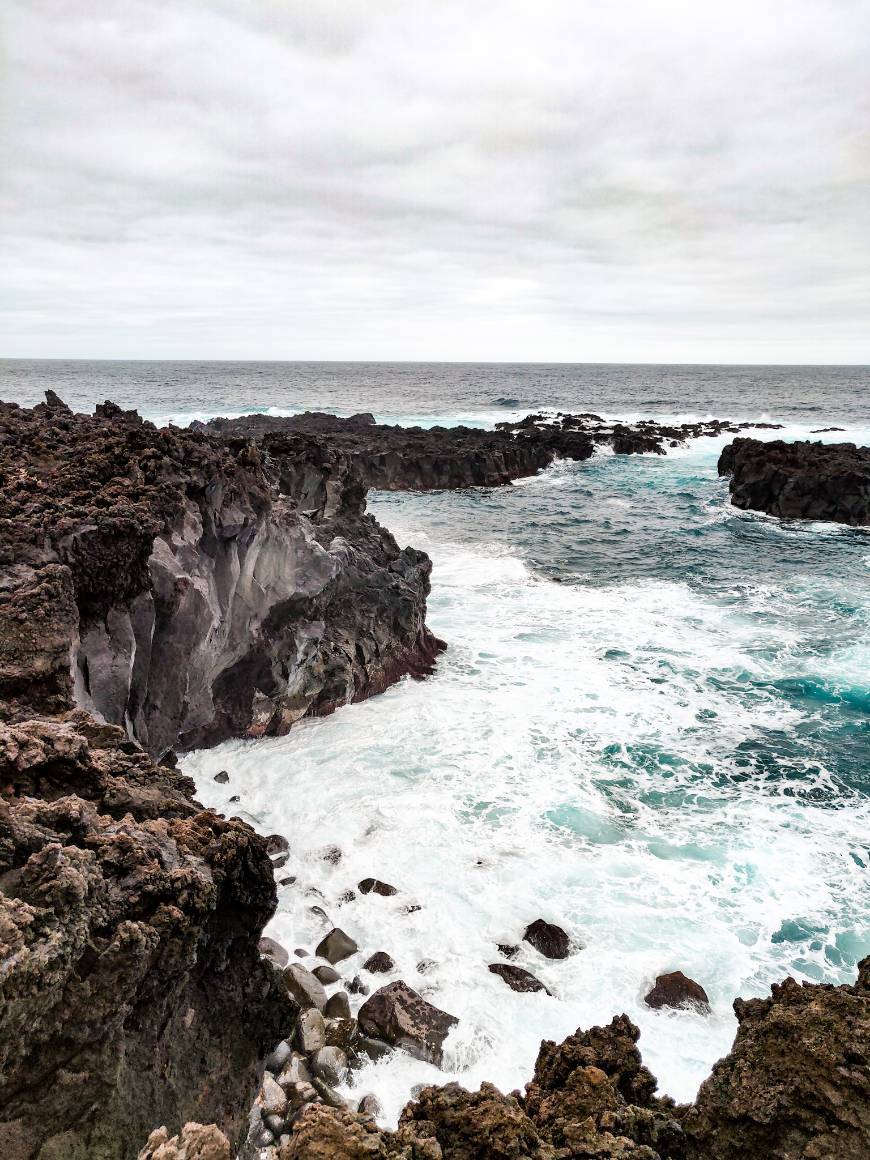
[644,971,710,1011]
[358,877,398,896]
[315,927,359,964]
[357,981,458,1067]
[488,963,551,994]
[524,919,572,959]
[363,951,395,973]
[719,437,870,525]
[138,1122,231,1160]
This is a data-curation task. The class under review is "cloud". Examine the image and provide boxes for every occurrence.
[1,0,868,360]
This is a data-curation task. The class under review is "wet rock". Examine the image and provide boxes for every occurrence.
[295,1008,327,1055]
[260,937,290,969]
[497,943,520,960]
[277,1052,312,1088]
[261,1073,289,1119]
[416,958,437,974]
[324,1016,357,1054]
[311,1077,347,1109]
[357,980,458,1067]
[324,991,352,1020]
[719,437,870,525]
[337,889,356,904]
[312,964,341,985]
[213,770,229,784]
[488,963,551,994]
[363,951,395,974]
[229,794,240,802]
[283,963,328,1011]
[524,918,572,959]
[644,971,710,1011]
[358,877,398,897]
[315,927,359,964]
[279,875,296,886]
[322,844,343,865]
[347,975,369,996]
[294,947,309,957]
[265,1038,294,1073]
[264,1112,286,1135]
[138,1122,231,1159]
[403,903,422,914]
[357,1093,383,1119]
[311,1045,349,1086]
[267,835,290,856]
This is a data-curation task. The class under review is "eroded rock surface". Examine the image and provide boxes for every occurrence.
[718,437,870,525]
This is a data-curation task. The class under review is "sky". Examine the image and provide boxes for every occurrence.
[1,0,869,363]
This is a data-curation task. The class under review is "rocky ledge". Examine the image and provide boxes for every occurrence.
[0,393,443,756]
[199,410,783,492]
[719,437,870,525]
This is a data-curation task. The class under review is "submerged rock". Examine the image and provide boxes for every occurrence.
[358,877,398,896]
[523,918,572,959]
[645,971,710,1012]
[357,981,458,1067]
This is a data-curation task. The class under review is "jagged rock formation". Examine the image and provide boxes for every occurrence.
[0,395,443,757]
[225,963,869,1159]
[0,394,445,1158]
[718,438,870,525]
[0,712,291,1159]
[138,1122,230,1160]
[199,410,783,492]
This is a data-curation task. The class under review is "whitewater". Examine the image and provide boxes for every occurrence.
[183,414,870,1126]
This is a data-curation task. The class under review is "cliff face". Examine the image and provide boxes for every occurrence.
[0,712,291,1160]
[0,395,442,758]
[0,394,444,1158]
[719,437,870,525]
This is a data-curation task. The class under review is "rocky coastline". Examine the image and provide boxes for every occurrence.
[718,437,870,525]
[1,395,868,1160]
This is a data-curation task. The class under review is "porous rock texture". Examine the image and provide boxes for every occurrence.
[200,410,783,492]
[0,394,443,757]
[138,1122,230,1160]
[0,393,444,1158]
[718,437,870,525]
[246,963,868,1159]
[0,712,290,1159]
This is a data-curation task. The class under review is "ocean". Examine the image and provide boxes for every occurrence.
[4,359,869,1123]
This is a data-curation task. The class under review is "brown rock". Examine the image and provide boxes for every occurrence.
[358,878,398,897]
[363,951,395,974]
[357,981,458,1067]
[644,971,710,1011]
[488,963,551,994]
[138,1121,231,1160]
[315,927,359,964]
[523,919,572,959]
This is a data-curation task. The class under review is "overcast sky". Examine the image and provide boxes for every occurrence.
[1,0,868,362]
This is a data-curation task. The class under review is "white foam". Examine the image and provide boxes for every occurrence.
[183,482,870,1127]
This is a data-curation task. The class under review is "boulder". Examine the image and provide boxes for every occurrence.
[259,937,290,969]
[213,770,229,784]
[488,963,551,995]
[315,928,359,964]
[311,1046,349,1086]
[524,919,572,959]
[295,1009,326,1055]
[644,971,710,1011]
[312,965,340,985]
[358,877,398,897]
[363,951,395,974]
[260,1073,288,1118]
[357,981,458,1067]
[283,963,328,1011]
[324,991,352,1020]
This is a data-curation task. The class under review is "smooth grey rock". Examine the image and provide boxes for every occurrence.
[277,1053,311,1088]
[259,937,289,969]
[285,1080,318,1110]
[311,1077,345,1108]
[315,927,359,964]
[347,975,369,995]
[311,1045,348,1086]
[264,1113,285,1135]
[324,990,351,1020]
[295,1007,326,1054]
[312,964,340,985]
[283,962,327,1011]
[357,981,458,1067]
[260,1072,288,1117]
[264,1037,293,1072]
[213,770,229,784]
[355,1032,392,1062]
[266,834,290,856]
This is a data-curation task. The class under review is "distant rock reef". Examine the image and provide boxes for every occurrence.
[719,437,870,525]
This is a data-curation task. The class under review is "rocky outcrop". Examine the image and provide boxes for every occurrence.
[0,712,291,1159]
[199,410,783,493]
[718,438,870,525]
[0,396,443,757]
[207,961,868,1160]
[684,961,870,1159]
[138,1123,230,1160]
